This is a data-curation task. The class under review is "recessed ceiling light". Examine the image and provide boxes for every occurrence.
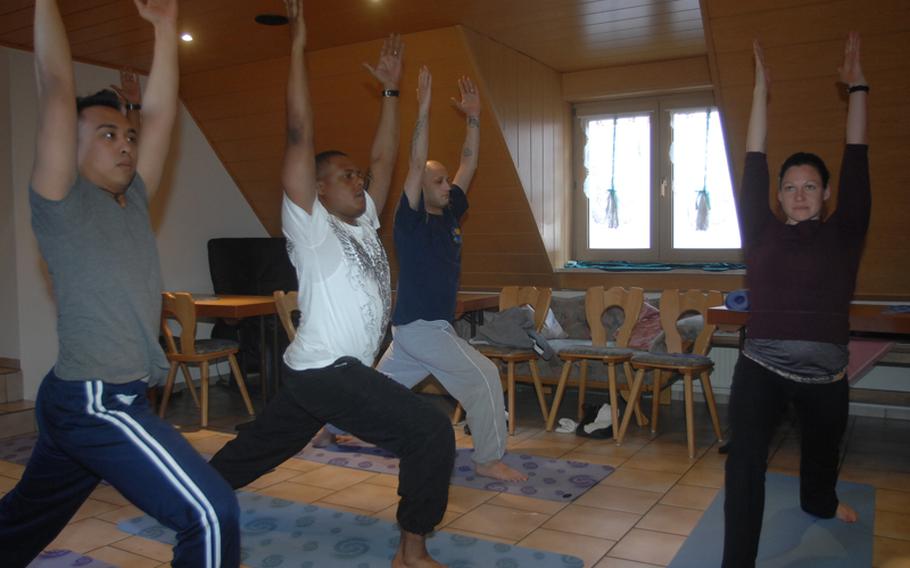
[254,14,289,26]
[180,33,194,42]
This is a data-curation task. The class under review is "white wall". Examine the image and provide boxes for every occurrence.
[3,47,267,398]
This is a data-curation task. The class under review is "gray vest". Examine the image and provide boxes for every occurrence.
[30,175,169,384]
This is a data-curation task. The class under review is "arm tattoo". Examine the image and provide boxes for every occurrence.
[287,127,302,145]
[467,116,480,128]
[410,118,425,155]
[462,147,473,158]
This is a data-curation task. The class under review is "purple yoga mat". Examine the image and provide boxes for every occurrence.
[296,443,613,501]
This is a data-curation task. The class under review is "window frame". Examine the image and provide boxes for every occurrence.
[572,91,743,264]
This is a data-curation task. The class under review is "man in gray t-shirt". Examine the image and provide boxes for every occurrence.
[0,1,239,566]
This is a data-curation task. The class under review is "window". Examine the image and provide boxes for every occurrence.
[573,92,742,263]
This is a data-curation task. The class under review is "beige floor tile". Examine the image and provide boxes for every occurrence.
[877,489,910,514]
[112,535,173,562]
[636,504,703,536]
[90,484,131,506]
[678,466,724,489]
[486,492,569,515]
[447,504,549,541]
[70,498,121,523]
[0,475,18,492]
[288,464,376,490]
[242,467,302,489]
[602,468,681,494]
[841,467,910,493]
[622,452,697,474]
[46,518,126,554]
[178,428,220,441]
[594,557,663,568]
[574,484,663,515]
[519,528,615,567]
[275,457,324,473]
[563,451,629,468]
[318,481,400,513]
[609,528,686,566]
[446,484,495,514]
[256,481,335,504]
[363,472,398,488]
[188,434,234,455]
[0,460,24,478]
[696,448,727,470]
[543,503,640,540]
[96,504,145,524]
[577,440,642,459]
[85,545,161,567]
[510,439,584,459]
[873,535,910,567]
[659,484,718,511]
[876,510,910,541]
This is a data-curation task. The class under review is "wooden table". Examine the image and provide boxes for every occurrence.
[188,294,280,402]
[707,303,910,335]
[454,292,499,320]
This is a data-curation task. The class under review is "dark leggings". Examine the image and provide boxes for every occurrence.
[210,357,455,535]
[722,355,848,567]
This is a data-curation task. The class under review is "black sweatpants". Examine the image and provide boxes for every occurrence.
[722,354,849,567]
[210,357,455,535]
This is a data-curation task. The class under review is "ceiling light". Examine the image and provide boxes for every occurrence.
[180,33,193,42]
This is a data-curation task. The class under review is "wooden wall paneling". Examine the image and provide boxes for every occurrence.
[702,0,910,297]
[562,56,712,101]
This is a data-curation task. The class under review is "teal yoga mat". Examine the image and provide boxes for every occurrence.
[27,550,116,568]
[119,491,583,567]
[668,473,874,567]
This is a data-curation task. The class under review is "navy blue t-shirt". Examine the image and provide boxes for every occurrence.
[392,185,468,325]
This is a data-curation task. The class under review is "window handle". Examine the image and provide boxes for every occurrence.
[661,178,668,197]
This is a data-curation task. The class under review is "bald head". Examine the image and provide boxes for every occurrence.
[421,160,451,213]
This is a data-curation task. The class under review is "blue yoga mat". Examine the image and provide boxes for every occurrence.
[297,443,613,502]
[668,473,874,567]
[119,491,583,567]
[27,550,116,568]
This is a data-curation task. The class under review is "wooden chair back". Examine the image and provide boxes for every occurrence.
[273,290,299,342]
[587,286,645,348]
[160,292,198,357]
[499,286,552,332]
[658,289,724,356]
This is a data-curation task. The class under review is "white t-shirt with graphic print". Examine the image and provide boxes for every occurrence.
[282,193,391,371]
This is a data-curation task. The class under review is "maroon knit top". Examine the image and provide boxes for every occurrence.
[739,145,870,345]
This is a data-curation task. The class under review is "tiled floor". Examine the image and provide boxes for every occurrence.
[3,381,910,567]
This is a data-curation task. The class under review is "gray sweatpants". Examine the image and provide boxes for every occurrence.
[376,319,507,465]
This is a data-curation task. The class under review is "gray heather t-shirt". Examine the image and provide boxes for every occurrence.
[30,174,169,384]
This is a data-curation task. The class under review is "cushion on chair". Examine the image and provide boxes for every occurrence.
[631,352,713,368]
[558,345,635,358]
[193,338,240,355]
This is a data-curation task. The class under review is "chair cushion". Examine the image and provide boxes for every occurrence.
[193,338,239,355]
[559,345,634,358]
[477,345,537,358]
[632,352,713,368]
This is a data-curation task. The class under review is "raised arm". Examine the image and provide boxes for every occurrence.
[745,40,768,154]
[840,31,867,145]
[111,67,142,132]
[402,66,431,210]
[133,0,178,198]
[30,0,77,201]
[451,76,480,191]
[280,0,317,212]
[738,39,774,247]
[362,35,403,214]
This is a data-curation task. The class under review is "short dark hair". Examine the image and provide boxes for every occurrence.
[75,89,121,115]
[778,152,830,189]
[315,150,347,178]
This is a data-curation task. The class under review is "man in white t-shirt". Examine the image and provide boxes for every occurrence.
[209,2,454,567]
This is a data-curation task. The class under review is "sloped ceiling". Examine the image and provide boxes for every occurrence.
[1,0,705,75]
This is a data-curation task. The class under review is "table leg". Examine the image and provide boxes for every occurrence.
[259,315,269,406]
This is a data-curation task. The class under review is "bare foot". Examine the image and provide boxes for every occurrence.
[392,530,446,567]
[311,427,336,448]
[836,502,858,523]
[475,460,527,482]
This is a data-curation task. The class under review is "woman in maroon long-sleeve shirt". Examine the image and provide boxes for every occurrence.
[723,33,869,567]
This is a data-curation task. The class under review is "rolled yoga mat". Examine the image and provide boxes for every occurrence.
[725,289,750,311]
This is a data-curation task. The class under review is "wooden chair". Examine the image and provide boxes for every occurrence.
[273,290,299,341]
[475,286,552,434]
[159,292,254,428]
[545,286,647,436]
[615,289,724,458]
